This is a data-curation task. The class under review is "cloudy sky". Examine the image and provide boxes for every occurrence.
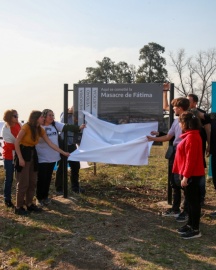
[0,0,215,121]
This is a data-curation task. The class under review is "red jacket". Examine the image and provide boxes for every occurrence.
[172,130,205,178]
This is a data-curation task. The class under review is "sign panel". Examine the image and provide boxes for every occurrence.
[74,83,165,129]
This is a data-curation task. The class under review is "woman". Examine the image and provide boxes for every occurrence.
[1,109,21,207]
[14,110,70,215]
[173,111,205,239]
[35,109,85,207]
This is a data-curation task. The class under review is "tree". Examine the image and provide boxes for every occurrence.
[113,62,136,83]
[136,42,168,83]
[78,57,136,84]
[79,57,115,84]
[169,48,216,111]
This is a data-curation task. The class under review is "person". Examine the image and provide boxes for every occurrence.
[35,109,85,206]
[187,93,211,206]
[147,97,190,218]
[174,111,204,239]
[1,110,21,208]
[55,106,84,194]
[207,113,216,218]
[14,110,70,215]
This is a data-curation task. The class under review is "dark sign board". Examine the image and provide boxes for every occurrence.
[73,83,167,129]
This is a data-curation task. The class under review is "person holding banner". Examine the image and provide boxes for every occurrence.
[55,106,85,195]
[1,109,21,208]
[35,109,85,207]
[14,110,70,215]
[147,97,190,218]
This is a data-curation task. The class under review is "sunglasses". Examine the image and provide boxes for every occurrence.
[13,115,19,118]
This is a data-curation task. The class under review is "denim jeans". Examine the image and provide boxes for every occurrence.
[3,159,14,201]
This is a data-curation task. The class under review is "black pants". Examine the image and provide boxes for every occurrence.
[169,149,186,212]
[36,162,56,200]
[185,176,202,230]
[55,145,80,192]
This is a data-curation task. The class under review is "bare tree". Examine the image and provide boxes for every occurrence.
[169,48,216,111]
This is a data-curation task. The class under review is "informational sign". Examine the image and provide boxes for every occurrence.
[73,83,166,132]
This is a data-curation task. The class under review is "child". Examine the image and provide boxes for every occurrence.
[173,111,204,239]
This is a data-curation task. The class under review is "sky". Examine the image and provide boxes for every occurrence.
[0,0,216,121]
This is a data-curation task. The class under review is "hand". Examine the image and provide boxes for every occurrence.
[150,131,159,136]
[63,151,70,157]
[181,177,188,187]
[79,124,86,130]
[163,82,170,91]
[19,158,25,167]
[147,136,155,141]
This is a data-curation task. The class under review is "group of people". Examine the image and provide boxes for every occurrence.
[147,87,213,240]
[1,108,85,215]
[1,89,216,240]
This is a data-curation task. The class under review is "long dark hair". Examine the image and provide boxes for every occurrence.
[27,111,43,141]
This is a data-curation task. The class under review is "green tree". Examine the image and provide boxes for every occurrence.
[78,57,116,84]
[113,62,136,83]
[136,42,168,83]
[78,57,136,84]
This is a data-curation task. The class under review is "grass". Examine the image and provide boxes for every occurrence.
[0,143,216,269]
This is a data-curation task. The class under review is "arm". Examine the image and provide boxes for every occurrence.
[163,91,169,111]
[62,123,86,133]
[42,133,70,157]
[163,83,170,111]
[14,129,26,167]
[147,133,173,142]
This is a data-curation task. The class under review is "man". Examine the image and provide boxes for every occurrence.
[55,106,84,194]
[187,93,211,206]
[147,97,190,217]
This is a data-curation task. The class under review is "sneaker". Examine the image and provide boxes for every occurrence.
[162,208,180,217]
[56,191,64,196]
[43,198,51,206]
[15,207,29,216]
[5,200,15,208]
[177,224,191,234]
[209,211,216,218]
[36,199,45,208]
[181,229,202,239]
[27,204,43,212]
[176,211,188,222]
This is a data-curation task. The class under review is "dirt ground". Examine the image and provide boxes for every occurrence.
[1,160,216,269]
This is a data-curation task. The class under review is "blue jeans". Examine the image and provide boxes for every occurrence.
[3,159,14,201]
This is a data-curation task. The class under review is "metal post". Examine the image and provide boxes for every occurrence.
[63,84,69,198]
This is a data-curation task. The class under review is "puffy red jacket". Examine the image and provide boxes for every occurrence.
[172,130,205,178]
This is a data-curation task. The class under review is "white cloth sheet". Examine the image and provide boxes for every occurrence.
[68,111,158,166]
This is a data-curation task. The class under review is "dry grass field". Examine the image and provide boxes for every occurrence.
[1,143,216,270]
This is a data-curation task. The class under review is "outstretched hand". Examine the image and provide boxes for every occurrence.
[79,124,86,130]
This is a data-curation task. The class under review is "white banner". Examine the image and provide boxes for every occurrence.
[68,111,158,166]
